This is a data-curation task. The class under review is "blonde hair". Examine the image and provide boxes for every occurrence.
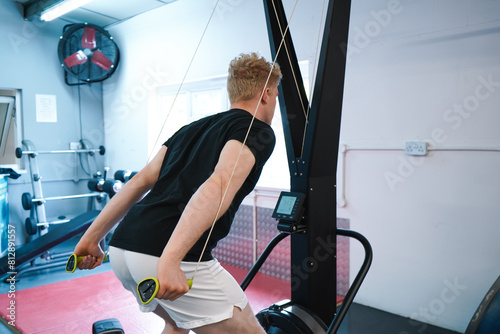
[227,52,282,103]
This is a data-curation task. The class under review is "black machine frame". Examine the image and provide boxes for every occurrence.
[266,0,353,324]
[241,0,373,333]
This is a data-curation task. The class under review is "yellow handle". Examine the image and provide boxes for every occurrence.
[65,253,108,273]
[137,277,193,305]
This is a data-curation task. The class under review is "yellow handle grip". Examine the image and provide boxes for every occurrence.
[65,253,108,273]
[137,277,193,305]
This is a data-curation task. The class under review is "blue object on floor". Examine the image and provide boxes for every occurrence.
[93,318,124,334]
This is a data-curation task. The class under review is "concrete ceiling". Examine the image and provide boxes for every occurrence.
[9,0,178,27]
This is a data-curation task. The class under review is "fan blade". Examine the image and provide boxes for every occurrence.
[91,50,113,71]
[64,50,88,68]
[81,27,96,49]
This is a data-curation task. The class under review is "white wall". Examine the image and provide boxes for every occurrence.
[338,0,500,332]
[103,0,500,332]
[103,0,325,174]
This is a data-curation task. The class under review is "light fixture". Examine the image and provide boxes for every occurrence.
[40,0,95,22]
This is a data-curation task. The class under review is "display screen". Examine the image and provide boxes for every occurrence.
[272,191,306,222]
[275,195,296,215]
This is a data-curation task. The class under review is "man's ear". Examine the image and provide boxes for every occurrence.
[261,87,270,104]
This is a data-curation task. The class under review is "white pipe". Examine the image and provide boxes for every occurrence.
[337,143,500,208]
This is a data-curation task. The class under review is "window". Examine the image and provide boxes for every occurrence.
[149,76,229,155]
[0,89,23,170]
[0,97,14,156]
[149,61,310,190]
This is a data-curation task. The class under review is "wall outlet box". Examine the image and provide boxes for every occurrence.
[405,141,427,156]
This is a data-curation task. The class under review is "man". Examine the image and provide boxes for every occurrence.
[73,52,282,333]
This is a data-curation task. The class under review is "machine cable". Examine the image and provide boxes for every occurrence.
[147,0,222,163]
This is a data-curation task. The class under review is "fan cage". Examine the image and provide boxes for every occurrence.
[58,23,120,84]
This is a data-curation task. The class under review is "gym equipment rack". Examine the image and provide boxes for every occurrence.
[18,139,105,236]
[6,139,106,279]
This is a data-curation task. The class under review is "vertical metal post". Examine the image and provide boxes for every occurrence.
[263,0,352,325]
[22,140,48,234]
[252,193,258,264]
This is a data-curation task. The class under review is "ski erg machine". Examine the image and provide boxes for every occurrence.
[240,0,373,333]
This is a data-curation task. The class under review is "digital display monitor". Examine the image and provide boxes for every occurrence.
[272,191,306,222]
[275,195,297,215]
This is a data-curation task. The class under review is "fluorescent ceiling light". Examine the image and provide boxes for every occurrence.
[40,0,95,21]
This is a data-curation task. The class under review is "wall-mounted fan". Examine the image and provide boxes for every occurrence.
[58,23,120,85]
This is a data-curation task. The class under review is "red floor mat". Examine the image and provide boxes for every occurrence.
[0,271,160,333]
[0,264,291,333]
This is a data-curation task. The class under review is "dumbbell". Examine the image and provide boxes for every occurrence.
[15,145,105,158]
[114,170,137,183]
[88,179,122,197]
[103,180,122,198]
[88,178,105,192]
[137,277,193,304]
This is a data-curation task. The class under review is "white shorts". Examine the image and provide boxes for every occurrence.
[108,246,248,329]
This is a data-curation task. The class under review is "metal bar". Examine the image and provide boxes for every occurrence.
[31,192,102,203]
[22,140,48,226]
[263,0,309,167]
[40,251,73,261]
[252,194,258,264]
[11,260,68,280]
[327,229,373,334]
[36,219,71,227]
[21,177,97,184]
[240,232,289,291]
[17,148,103,157]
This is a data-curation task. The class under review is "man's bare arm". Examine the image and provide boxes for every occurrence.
[74,146,167,269]
[156,139,255,300]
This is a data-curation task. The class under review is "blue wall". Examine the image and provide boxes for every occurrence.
[0,2,105,244]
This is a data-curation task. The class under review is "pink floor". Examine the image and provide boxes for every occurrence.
[0,264,291,333]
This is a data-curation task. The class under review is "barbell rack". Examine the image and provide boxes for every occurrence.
[18,139,106,236]
[15,145,105,158]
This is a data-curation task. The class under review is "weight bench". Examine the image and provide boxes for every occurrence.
[0,210,100,278]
